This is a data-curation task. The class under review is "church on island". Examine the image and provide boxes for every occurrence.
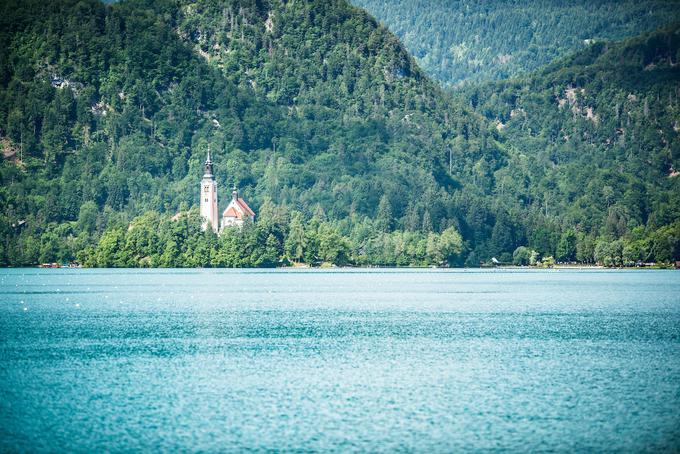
[200,152,255,233]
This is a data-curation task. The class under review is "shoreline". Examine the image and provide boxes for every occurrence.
[8,264,678,271]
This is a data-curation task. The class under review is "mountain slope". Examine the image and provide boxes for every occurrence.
[461,23,680,263]
[0,0,500,265]
[351,0,680,86]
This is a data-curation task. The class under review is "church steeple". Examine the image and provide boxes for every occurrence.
[200,148,218,232]
[204,150,214,177]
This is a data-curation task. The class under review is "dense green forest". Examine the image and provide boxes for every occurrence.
[460,23,680,265]
[0,0,496,267]
[0,0,678,267]
[351,0,680,86]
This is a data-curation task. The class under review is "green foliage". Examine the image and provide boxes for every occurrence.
[460,23,680,266]
[0,0,498,266]
[556,230,577,263]
[595,239,624,267]
[352,0,680,86]
[512,246,532,266]
[529,250,540,266]
[77,201,99,234]
[0,0,678,268]
[94,228,127,267]
[79,208,465,268]
[539,255,556,268]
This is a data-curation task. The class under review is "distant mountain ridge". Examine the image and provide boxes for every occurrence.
[350,0,680,86]
[458,22,680,263]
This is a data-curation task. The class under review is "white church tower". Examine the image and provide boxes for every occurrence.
[200,151,219,232]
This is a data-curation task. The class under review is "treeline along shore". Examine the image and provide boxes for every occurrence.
[21,205,680,268]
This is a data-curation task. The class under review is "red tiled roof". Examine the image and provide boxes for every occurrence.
[223,206,241,218]
[237,198,255,216]
[222,196,255,220]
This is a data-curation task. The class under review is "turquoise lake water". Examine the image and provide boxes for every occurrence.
[1,269,679,452]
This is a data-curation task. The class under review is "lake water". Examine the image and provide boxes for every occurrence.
[1,269,679,452]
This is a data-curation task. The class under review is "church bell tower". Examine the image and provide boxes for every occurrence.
[200,151,219,232]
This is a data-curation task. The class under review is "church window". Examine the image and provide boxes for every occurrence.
[204,186,209,192]
[204,198,208,202]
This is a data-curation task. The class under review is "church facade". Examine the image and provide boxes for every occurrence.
[221,186,256,230]
[200,152,255,233]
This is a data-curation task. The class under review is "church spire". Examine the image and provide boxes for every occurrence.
[204,148,214,177]
[200,147,218,232]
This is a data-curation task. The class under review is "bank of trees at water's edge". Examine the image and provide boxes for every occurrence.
[13,204,679,268]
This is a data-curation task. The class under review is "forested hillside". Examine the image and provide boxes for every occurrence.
[461,23,680,265]
[0,0,495,266]
[0,0,678,267]
[351,0,680,86]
